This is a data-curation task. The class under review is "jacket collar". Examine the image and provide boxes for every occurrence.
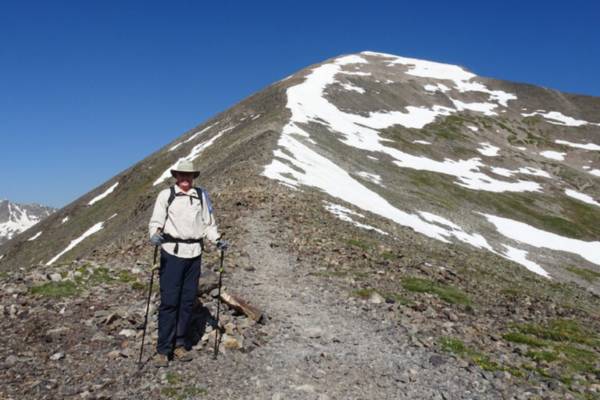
[174,184,194,194]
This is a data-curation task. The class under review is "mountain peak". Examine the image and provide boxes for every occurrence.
[0,200,55,244]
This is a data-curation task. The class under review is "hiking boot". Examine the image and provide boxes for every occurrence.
[173,347,193,362]
[152,353,169,368]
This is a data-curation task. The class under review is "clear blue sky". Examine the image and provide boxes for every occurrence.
[1,1,599,207]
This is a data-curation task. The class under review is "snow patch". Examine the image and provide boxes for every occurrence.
[324,202,388,235]
[168,142,183,152]
[356,171,383,185]
[339,82,366,94]
[489,166,550,179]
[424,83,451,93]
[555,140,600,151]
[522,111,599,127]
[183,123,218,144]
[589,169,600,177]
[88,182,119,206]
[517,167,551,178]
[565,189,600,207]
[27,231,42,241]
[47,221,105,265]
[490,167,513,177]
[61,216,69,224]
[482,213,600,266]
[452,81,517,107]
[540,151,565,161]
[451,98,497,116]
[418,212,494,251]
[412,140,432,145]
[501,245,550,278]
[466,125,479,132]
[477,143,500,157]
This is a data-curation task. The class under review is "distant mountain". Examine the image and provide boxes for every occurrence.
[0,200,55,244]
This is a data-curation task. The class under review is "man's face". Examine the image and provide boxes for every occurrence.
[174,172,195,191]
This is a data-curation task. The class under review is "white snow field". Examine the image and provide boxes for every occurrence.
[263,53,600,278]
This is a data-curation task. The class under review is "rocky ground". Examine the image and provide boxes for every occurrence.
[1,184,599,399]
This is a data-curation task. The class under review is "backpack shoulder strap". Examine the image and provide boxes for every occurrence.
[161,186,177,230]
[195,187,204,208]
[167,185,176,207]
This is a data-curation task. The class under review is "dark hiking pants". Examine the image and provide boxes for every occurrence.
[157,249,201,355]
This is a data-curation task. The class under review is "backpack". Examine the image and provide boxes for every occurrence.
[167,185,204,209]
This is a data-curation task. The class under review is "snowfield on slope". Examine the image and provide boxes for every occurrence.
[272,54,539,193]
[263,53,600,278]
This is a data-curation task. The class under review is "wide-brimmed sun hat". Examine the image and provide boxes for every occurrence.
[170,160,200,178]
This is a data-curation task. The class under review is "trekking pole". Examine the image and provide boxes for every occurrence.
[213,248,225,359]
[138,245,158,368]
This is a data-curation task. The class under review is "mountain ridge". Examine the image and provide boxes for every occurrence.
[1,51,600,398]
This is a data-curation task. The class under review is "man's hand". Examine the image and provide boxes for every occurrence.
[216,239,229,251]
[150,231,164,246]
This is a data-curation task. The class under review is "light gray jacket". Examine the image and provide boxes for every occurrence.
[148,185,220,258]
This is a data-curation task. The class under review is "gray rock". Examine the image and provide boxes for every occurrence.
[369,291,385,304]
[49,273,62,282]
[199,270,220,295]
[429,354,445,367]
[5,355,18,366]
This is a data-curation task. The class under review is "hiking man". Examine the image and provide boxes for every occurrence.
[148,160,228,367]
